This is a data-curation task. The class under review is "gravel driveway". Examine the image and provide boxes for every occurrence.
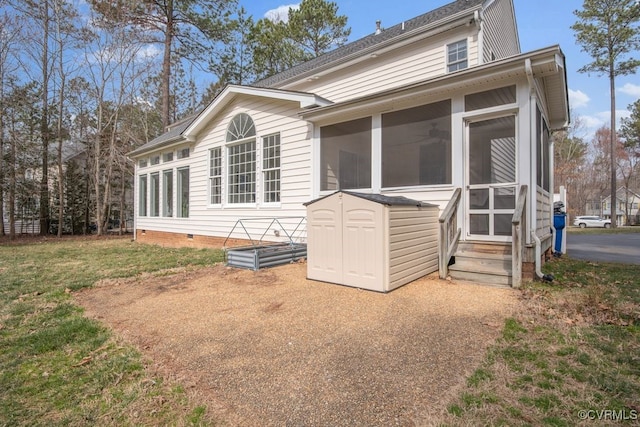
[76,262,518,426]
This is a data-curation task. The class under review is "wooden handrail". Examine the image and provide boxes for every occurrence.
[511,185,528,288]
[439,188,462,225]
[439,188,462,279]
[512,185,528,226]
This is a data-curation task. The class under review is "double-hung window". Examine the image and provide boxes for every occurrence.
[263,133,281,203]
[447,40,468,72]
[209,148,222,205]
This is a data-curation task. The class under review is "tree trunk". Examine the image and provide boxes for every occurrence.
[119,171,125,235]
[609,65,617,228]
[161,0,173,128]
[40,0,51,236]
[9,120,16,240]
[56,21,66,238]
[0,76,4,237]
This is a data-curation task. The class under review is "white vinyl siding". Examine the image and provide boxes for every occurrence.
[281,29,479,103]
[135,97,313,239]
[482,0,520,62]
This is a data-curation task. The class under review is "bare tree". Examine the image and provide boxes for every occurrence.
[82,10,156,235]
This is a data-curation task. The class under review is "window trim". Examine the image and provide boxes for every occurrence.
[150,172,160,217]
[209,147,222,206]
[177,166,190,218]
[162,169,173,217]
[226,137,257,206]
[138,174,148,217]
[262,133,281,205]
[447,39,468,73]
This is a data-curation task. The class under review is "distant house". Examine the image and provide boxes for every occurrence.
[129,0,569,286]
[602,187,640,226]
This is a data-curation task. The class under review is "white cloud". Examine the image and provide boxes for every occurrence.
[580,114,605,131]
[265,4,299,23]
[137,45,162,60]
[568,88,590,109]
[618,83,640,97]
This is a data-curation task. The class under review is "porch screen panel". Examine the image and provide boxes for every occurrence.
[382,99,451,187]
[320,117,371,191]
[469,116,516,185]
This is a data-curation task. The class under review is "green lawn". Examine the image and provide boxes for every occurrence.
[2,238,638,426]
[442,256,640,426]
[0,238,224,426]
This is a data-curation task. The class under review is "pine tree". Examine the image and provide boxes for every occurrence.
[572,0,640,227]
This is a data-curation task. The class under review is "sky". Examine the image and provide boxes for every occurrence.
[240,0,640,142]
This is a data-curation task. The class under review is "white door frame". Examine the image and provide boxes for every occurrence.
[464,113,518,242]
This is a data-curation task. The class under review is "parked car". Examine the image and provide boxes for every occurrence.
[573,216,611,228]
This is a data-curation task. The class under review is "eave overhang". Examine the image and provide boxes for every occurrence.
[129,85,332,158]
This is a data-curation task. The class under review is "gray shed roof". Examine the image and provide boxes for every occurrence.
[255,0,484,88]
[304,191,437,207]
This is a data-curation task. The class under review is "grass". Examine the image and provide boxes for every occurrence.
[441,256,640,426]
[2,237,639,426]
[566,225,640,235]
[0,237,224,426]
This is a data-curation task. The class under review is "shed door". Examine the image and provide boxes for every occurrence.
[466,115,517,242]
[307,199,343,284]
[342,195,384,290]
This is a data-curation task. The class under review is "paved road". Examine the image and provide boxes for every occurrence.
[565,231,640,264]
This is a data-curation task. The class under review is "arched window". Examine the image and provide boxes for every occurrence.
[226,113,257,204]
[226,113,256,142]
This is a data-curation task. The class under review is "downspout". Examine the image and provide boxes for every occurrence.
[475,10,484,64]
[531,230,554,282]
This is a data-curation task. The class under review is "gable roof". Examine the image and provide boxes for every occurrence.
[255,0,485,88]
[129,85,331,157]
[602,186,640,202]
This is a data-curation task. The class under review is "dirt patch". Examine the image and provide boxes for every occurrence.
[75,262,519,426]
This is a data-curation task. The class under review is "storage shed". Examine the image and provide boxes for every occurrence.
[305,191,439,292]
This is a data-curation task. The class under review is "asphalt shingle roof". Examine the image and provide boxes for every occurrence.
[130,0,484,158]
[255,0,484,88]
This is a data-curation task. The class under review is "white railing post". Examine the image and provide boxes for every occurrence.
[512,185,528,288]
[439,188,462,279]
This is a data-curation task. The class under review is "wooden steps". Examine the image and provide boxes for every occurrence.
[448,241,513,286]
